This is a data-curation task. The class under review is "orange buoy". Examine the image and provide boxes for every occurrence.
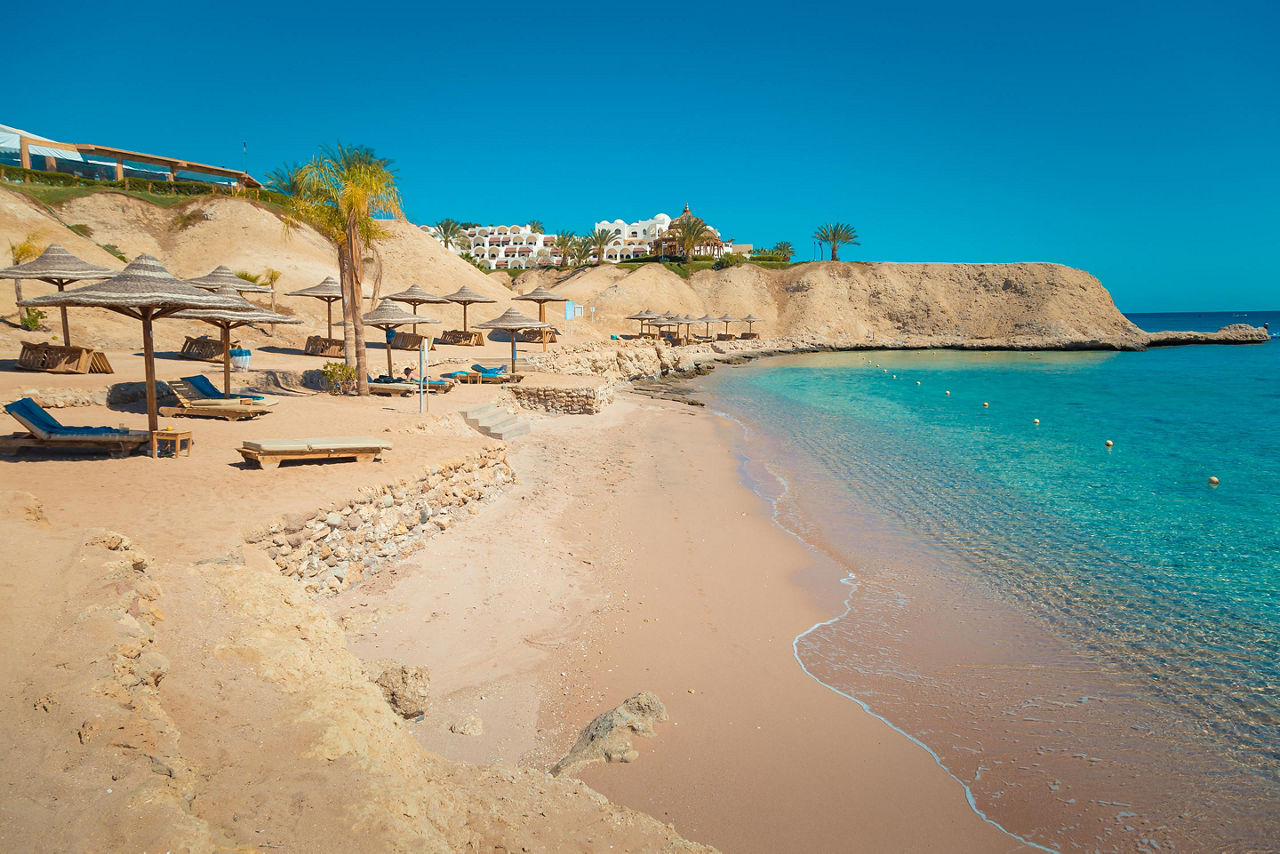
[982,402,989,408]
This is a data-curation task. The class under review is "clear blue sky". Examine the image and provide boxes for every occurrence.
[12,0,1277,311]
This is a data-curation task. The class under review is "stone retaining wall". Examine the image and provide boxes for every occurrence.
[244,445,512,595]
[509,382,615,414]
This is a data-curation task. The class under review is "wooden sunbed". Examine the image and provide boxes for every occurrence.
[160,381,270,420]
[368,379,456,396]
[437,329,484,347]
[16,341,114,374]
[180,335,230,362]
[716,333,737,341]
[1,398,147,457]
[305,336,345,357]
[389,331,435,351]
[238,437,391,469]
[516,328,557,343]
[738,332,759,340]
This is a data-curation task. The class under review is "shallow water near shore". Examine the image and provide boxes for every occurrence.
[698,312,1280,850]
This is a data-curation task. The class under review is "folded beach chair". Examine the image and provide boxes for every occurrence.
[237,437,392,469]
[160,380,270,421]
[182,374,273,404]
[1,398,148,457]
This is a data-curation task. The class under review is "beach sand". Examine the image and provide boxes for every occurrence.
[330,392,1028,852]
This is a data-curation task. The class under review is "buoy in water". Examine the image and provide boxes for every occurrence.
[945,390,950,396]
[1208,476,1219,486]
[983,402,989,408]
[1033,418,1040,425]
[1105,440,1114,448]
[916,381,922,386]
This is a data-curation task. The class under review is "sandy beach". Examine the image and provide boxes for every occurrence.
[328,389,1029,852]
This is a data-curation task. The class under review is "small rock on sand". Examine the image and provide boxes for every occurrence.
[450,714,483,736]
[371,660,431,718]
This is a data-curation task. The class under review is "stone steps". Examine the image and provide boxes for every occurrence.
[462,402,531,440]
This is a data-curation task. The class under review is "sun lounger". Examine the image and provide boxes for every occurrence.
[160,380,270,420]
[389,331,435,351]
[305,335,345,357]
[181,374,274,404]
[1,397,148,457]
[16,341,114,374]
[438,329,484,347]
[367,376,457,396]
[237,437,391,469]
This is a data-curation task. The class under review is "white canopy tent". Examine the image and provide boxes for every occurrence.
[0,124,84,162]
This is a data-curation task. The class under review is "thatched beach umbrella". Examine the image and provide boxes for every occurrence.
[175,285,300,397]
[474,307,549,374]
[0,243,115,344]
[512,284,569,351]
[385,284,450,334]
[186,265,272,294]
[716,313,741,335]
[694,314,717,337]
[442,285,496,332]
[362,300,440,377]
[741,314,763,334]
[20,255,241,449]
[288,276,343,339]
[625,308,658,336]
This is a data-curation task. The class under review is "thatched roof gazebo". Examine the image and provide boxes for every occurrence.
[288,276,343,339]
[741,314,763,334]
[716,313,741,335]
[442,285,497,332]
[0,243,116,344]
[693,313,718,337]
[362,300,440,377]
[474,307,548,373]
[20,255,242,450]
[512,285,568,351]
[175,285,300,397]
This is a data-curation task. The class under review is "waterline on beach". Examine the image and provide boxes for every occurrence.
[697,335,1280,850]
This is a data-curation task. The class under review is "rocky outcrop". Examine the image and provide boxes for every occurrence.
[1145,323,1270,347]
[245,446,513,594]
[552,691,669,777]
[509,375,616,413]
[371,660,431,718]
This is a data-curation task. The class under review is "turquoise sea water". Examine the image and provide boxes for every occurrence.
[700,312,1279,850]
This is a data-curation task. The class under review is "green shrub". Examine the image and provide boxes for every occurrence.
[713,252,746,270]
[19,307,45,331]
[321,361,358,395]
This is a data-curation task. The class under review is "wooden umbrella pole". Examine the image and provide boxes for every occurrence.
[510,332,518,374]
[326,300,334,340]
[141,311,159,447]
[385,327,394,376]
[462,303,468,332]
[539,303,547,351]
[412,302,419,335]
[222,324,232,396]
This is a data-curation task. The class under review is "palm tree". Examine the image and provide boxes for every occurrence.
[554,230,575,267]
[8,232,42,305]
[570,235,592,266]
[669,216,715,264]
[527,220,545,234]
[431,218,466,252]
[589,228,619,266]
[264,162,306,196]
[773,241,794,261]
[813,223,860,262]
[289,144,402,396]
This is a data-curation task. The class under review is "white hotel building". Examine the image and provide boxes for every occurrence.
[426,209,741,269]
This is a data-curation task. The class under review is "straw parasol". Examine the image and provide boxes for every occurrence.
[693,313,717,337]
[186,265,272,294]
[442,285,496,332]
[474,307,549,374]
[741,314,763,334]
[362,300,440,377]
[385,284,450,334]
[716,313,741,335]
[625,308,658,336]
[288,276,343,339]
[20,255,242,450]
[0,243,115,345]
[175,285,300,397]
[512,284,569,351]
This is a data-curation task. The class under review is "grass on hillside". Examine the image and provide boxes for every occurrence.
[1,181,289,216]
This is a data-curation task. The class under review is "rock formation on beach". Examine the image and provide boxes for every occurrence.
[552,691,670,777]
[1145,322,1270,346]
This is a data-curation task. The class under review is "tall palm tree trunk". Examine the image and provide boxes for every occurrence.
[830,243,840,262]
[346,216,370,396]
